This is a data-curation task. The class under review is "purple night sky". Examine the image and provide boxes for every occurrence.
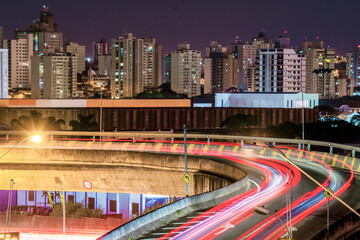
[0,0,358,57]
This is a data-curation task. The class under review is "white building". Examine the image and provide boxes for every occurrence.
[215,92,319,108]
[3,34,34,89]
[170,43,201,98]
[64,42,85,74]
[110,33,162,98]
[0,49,8,98]
[258,48,306,93]
[31,53,77,99]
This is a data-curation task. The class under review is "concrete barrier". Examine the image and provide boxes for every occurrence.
[100,175,250,240]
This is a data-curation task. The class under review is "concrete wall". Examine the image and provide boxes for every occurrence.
[0,215,126,234]
[0,147,246,196]
[101,175,250,240]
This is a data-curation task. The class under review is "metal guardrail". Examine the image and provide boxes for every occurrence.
[0,130,359,157]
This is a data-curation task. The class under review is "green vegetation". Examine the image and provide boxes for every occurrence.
[69,113,98,131]
[50,202,103,219]
[135,83,188,99]
[265,120,360,144]
[10,110,65,131]
[222,114,258,135]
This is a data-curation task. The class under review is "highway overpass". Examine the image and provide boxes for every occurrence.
[0,131,359,239]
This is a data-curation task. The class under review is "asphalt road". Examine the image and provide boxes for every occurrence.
[138,151,359,240]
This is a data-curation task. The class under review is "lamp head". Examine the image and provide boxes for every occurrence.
[30,135,42,143]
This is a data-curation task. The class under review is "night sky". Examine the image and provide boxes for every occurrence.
[0,0,358,57]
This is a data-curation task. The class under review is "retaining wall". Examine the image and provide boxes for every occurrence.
[100,175,250,240]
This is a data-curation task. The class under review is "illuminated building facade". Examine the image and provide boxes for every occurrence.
[303,41,335,99]
[15,7,63,53]
[257,48,306,93]
[31,53,77,99]
[110,33,162,98]
[0,49,8,98]
[64,42,86,74]
[3,34,34,89]
[170,43,202,98]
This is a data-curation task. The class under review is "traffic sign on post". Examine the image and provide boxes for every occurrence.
[323,187,334,199]
[182,173,192,184]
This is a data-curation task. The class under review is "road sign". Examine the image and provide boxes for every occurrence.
[83,180,92,190]
[323,187,334,199]
[182,173,192,184]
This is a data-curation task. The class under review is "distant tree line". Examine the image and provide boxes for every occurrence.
[10,110,98,131]
[221,113,360,144]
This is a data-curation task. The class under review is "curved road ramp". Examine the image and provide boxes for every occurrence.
[99,176,250,240]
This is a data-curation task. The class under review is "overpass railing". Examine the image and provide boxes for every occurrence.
[0,130,359,157]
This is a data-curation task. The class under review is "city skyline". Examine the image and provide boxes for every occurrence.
[0,0,358,57]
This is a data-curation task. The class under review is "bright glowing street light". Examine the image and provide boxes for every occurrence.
[30,135,42,143]
[0,134,43,160]
[1,134,42,231]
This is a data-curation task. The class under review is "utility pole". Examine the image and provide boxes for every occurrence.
[184,124,188,197]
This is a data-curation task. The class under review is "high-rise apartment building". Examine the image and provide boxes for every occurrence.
[205,41,227,58]
[143,38,163,89]
[251,31,274,49]
[16,7,63,53]
[3,34,34,89]
[334,66,353,97]
[64,42,85,74]
[170,43,201,98]
[110,33,162,98]
[93,39,107,63]
[348,46,360,87]
[31,53,77,99]
[257,48,306,93]
[162,54,171,83]
[303,41,335,99]
[346,52,353,80]
[0,49,9,98]
[98,55,112,76]
[228,33,273,92]
[204,42,239,93]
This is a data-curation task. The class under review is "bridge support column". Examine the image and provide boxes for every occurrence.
[241,140,244,146]
[329,146,333,154]
[93,136,95,143]
[307,144,311,151]
[133,134,136,143]
[298,143,301,150]
[352,150,356,158]
[6,134,8,141]
[207,136,210,145]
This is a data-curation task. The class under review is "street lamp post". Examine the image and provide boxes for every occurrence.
[254,206,292,239]
[253,143,360,218]
[91,69,103,144]
[0,134,42,230]
[184,124,189,197]
[265,143,293,238]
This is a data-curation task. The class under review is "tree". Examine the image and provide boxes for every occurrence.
[266,121,300,139]
[222,114,258,135]
[10,110,65,131]
[51,202,103,219]
[350,114,360,126]
[69,113,98,131]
